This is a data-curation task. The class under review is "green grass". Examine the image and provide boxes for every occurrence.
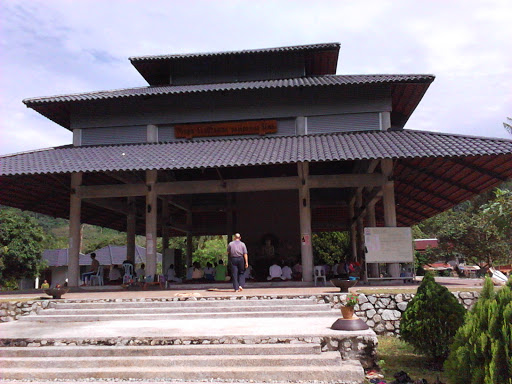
[376,336,448,383]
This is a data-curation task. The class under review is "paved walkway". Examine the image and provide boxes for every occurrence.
[0,277,483,301]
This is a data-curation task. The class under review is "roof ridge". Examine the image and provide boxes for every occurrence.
[129,42,341,62]
[403,129,512,143]
[23,74,435,105]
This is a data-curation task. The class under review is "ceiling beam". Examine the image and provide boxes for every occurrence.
[77,173,387,199]
[400,162,480,195]
[448,157,508,182]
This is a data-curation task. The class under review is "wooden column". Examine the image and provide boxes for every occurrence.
[145,170,158,277]
[186,211,193,268]
[349,199,357,260]
[356,189,364,264]
[381,159,400,277]
[126,197,136,263]
[226,193,234,245]
[298,162,313,282]
[161,197,170,252]
[366,200,379,278]
[68,172,82,287]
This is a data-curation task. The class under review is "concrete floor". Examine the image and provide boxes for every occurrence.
[0,277,484,302]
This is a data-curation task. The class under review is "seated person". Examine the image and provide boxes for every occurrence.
[136,263,146,282]
[81,253,99,285]
[109,265,122,283]
[40,280,50,289]
[166,264,182,283]
[203,262,215,281]
[292,262,302,280]
[267,263,284,280]
[191,262,204,280]
[281,264,292,280]
[215,260,227,281]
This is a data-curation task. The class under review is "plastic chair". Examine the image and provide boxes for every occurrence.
[314,266,326,286]
[122,263,134,284]
[90,266,104,286]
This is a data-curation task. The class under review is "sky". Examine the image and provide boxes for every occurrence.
[1,0,511,155]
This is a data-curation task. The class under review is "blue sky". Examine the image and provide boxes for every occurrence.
[1,0,511,155]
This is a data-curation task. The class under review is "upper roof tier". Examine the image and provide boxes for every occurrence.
[129,42,341,86]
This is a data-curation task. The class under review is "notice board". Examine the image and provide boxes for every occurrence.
[364,227,414,263]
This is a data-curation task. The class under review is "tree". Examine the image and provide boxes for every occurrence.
[312,231,350,265]
[0,208,48,284]
[400,273,466,364]
[445,277,512,383]
[415,185,512,267]
[192,236,227,266]
[504,117,512,135]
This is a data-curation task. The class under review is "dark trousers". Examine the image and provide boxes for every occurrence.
[230,257,246,291]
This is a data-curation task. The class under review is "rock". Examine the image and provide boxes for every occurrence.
[397,302,408,311]
[381,309,401,321]
[368,296,377,304]
[366,309,376,318]
[374,324,385,333]
[358,294,368,304]
[459,291,473,299]
[360,302,373,311]
[395,293,404,302]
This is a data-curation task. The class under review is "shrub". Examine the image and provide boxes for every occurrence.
[444,277,512,384]
[400,273,466,363]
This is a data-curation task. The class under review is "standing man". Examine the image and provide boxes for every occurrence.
[227,233,248,292]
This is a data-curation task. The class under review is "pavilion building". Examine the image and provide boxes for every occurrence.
[1,43,511,286]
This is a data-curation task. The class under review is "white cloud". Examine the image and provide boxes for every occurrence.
[1,0,511,155]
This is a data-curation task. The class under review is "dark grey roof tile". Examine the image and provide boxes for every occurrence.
[2,130,511,176]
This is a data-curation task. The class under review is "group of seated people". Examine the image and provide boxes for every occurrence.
[267,262,302,281]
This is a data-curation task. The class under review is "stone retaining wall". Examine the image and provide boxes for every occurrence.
[0,291,480,337]
[0,300,53,322]
[319,291,479,336]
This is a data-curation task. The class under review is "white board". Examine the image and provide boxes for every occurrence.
[364,227,414,263]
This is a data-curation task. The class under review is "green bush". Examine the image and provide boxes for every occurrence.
[400,273,466,362]
[444,277,512,384]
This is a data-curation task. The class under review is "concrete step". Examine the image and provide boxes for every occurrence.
[0,343,321,357]
[20,310,338,322]
[0,352,341,368]
[0,363,364,382]
[46,303,331,315]
[54,298,319,309]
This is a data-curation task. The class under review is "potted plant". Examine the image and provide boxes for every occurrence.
[341,293,359,319]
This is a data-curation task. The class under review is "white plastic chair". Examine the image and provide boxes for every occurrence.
[314,266,326,286]
[90,266,104,286]
[122,263,134,284]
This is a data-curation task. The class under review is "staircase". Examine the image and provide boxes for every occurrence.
[19,298,336,322]
[0,343,363,382]
[1,297,368,383]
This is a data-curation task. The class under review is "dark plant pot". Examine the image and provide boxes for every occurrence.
[330,278,358,292]
[44,288,69,299]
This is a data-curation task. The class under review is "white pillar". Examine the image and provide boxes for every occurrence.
[298,162,313,282]
[127,197,136,263]
[68,172,82,287]
[145,170,158,277]
[382,159,400,277]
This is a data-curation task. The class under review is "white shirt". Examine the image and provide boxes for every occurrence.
[269,264,283,279]
[281,266,292,280]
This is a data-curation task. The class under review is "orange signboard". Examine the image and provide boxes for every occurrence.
[175,120,277,139]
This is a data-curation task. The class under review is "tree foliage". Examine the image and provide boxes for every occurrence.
[192,236,227,267]
[400,273,466,362]
[445,277,512,384]
[312,231,350,265]
[414,184,512,266]
[0,208,48,283]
